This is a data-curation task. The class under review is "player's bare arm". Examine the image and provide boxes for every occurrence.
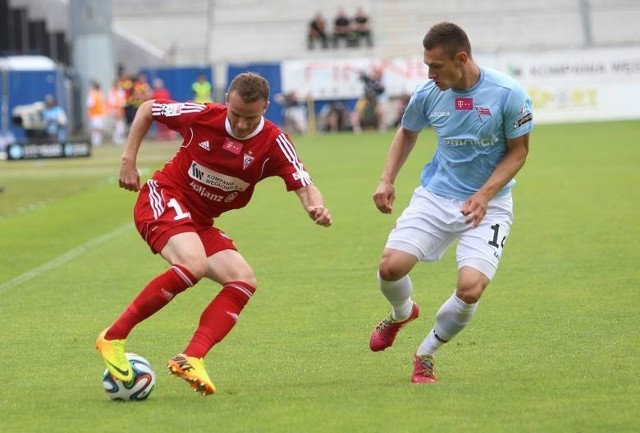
[462,133,530,227]
[294,185,332,227]
[119,100,155,192]
[373,127,420,214]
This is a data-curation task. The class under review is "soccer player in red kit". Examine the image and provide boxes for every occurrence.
[96,72,332,395]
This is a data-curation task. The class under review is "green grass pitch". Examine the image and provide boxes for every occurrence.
[0,120,639,433]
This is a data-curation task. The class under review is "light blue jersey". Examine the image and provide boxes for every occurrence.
[402,67,533,200]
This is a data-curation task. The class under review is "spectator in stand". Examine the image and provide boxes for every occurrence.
[42,94,67,142]
[307,12,329,49]
[87,80,107,146]
[109,80,127,145]
[352,7,373,47]
[332,8,354,48]
[151,78,177,140]
[192,73,213,103]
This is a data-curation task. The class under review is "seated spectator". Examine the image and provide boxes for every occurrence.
[332,8,355,48]
[307,12,329,49]
[42,94,67,142]
[352,93,384,133]
[317,101,352,133]
[352,7,373,47]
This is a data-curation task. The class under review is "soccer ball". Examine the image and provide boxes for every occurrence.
[102,353,156,401]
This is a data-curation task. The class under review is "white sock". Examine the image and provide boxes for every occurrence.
[417,292,478,356]
[377,271,414,321]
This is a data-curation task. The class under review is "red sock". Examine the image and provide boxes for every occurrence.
[106,264,196,339]
[184,281,256,358]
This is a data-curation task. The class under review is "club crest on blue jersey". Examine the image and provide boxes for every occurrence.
[475,106,492,123]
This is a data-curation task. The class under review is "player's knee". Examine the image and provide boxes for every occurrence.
[378,251,414,282]
[221,268,257,290]
[238,274,257,290]
[456,270,489,303]
[455,286,483,304]
[378,261,405,282]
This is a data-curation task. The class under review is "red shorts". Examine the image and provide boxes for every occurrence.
[133,179,237,256]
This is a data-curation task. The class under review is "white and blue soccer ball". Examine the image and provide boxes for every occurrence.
[102,353,156,401]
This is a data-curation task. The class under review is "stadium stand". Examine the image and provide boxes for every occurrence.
[3,0,640,67]
[113,0,640,64]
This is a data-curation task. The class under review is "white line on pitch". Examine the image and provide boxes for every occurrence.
[0,223,134,294]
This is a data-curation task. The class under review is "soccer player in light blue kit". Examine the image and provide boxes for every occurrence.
[369,22,533,383]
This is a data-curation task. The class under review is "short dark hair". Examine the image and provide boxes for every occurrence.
[227,72,270,103]
[423,22,472,59]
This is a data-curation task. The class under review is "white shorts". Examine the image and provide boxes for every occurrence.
[89,115,106,130]
[385,187,514,280]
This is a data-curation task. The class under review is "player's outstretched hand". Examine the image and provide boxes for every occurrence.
[119,164,141,192]
[307,205,332,227]
[373,181,395,214]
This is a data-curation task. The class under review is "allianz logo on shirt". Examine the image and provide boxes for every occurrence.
[444,136,499,147]
[199,140,210,151]
[429,111,451,119]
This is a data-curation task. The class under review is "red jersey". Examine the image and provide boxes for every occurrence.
[150,99,312,223]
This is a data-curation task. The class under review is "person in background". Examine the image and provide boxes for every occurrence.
[192,73,213,103]
[116,69,135,128]
[317,101,352,133]
[354,68,386,132]
[307,12,329,49]
[87,81,107,147]
[42,94,67,142]
[130,73,152,118]
[391,93,411,128]
[109,80,127,145]
[275,91,308,135]
[332,8,353,48]
[352,7,373,47]
[151,78,177,140]
[96,72,332,396]
[369,22,533,384]
[352,93,383,133]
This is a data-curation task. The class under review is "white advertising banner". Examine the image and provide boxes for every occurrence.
[281,56,428,100]
[497,47,640,123]
[281,47,640,124]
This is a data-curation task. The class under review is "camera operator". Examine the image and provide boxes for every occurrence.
[359,70,385,99]
[42,95,68,142]
[353,69,386,132]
